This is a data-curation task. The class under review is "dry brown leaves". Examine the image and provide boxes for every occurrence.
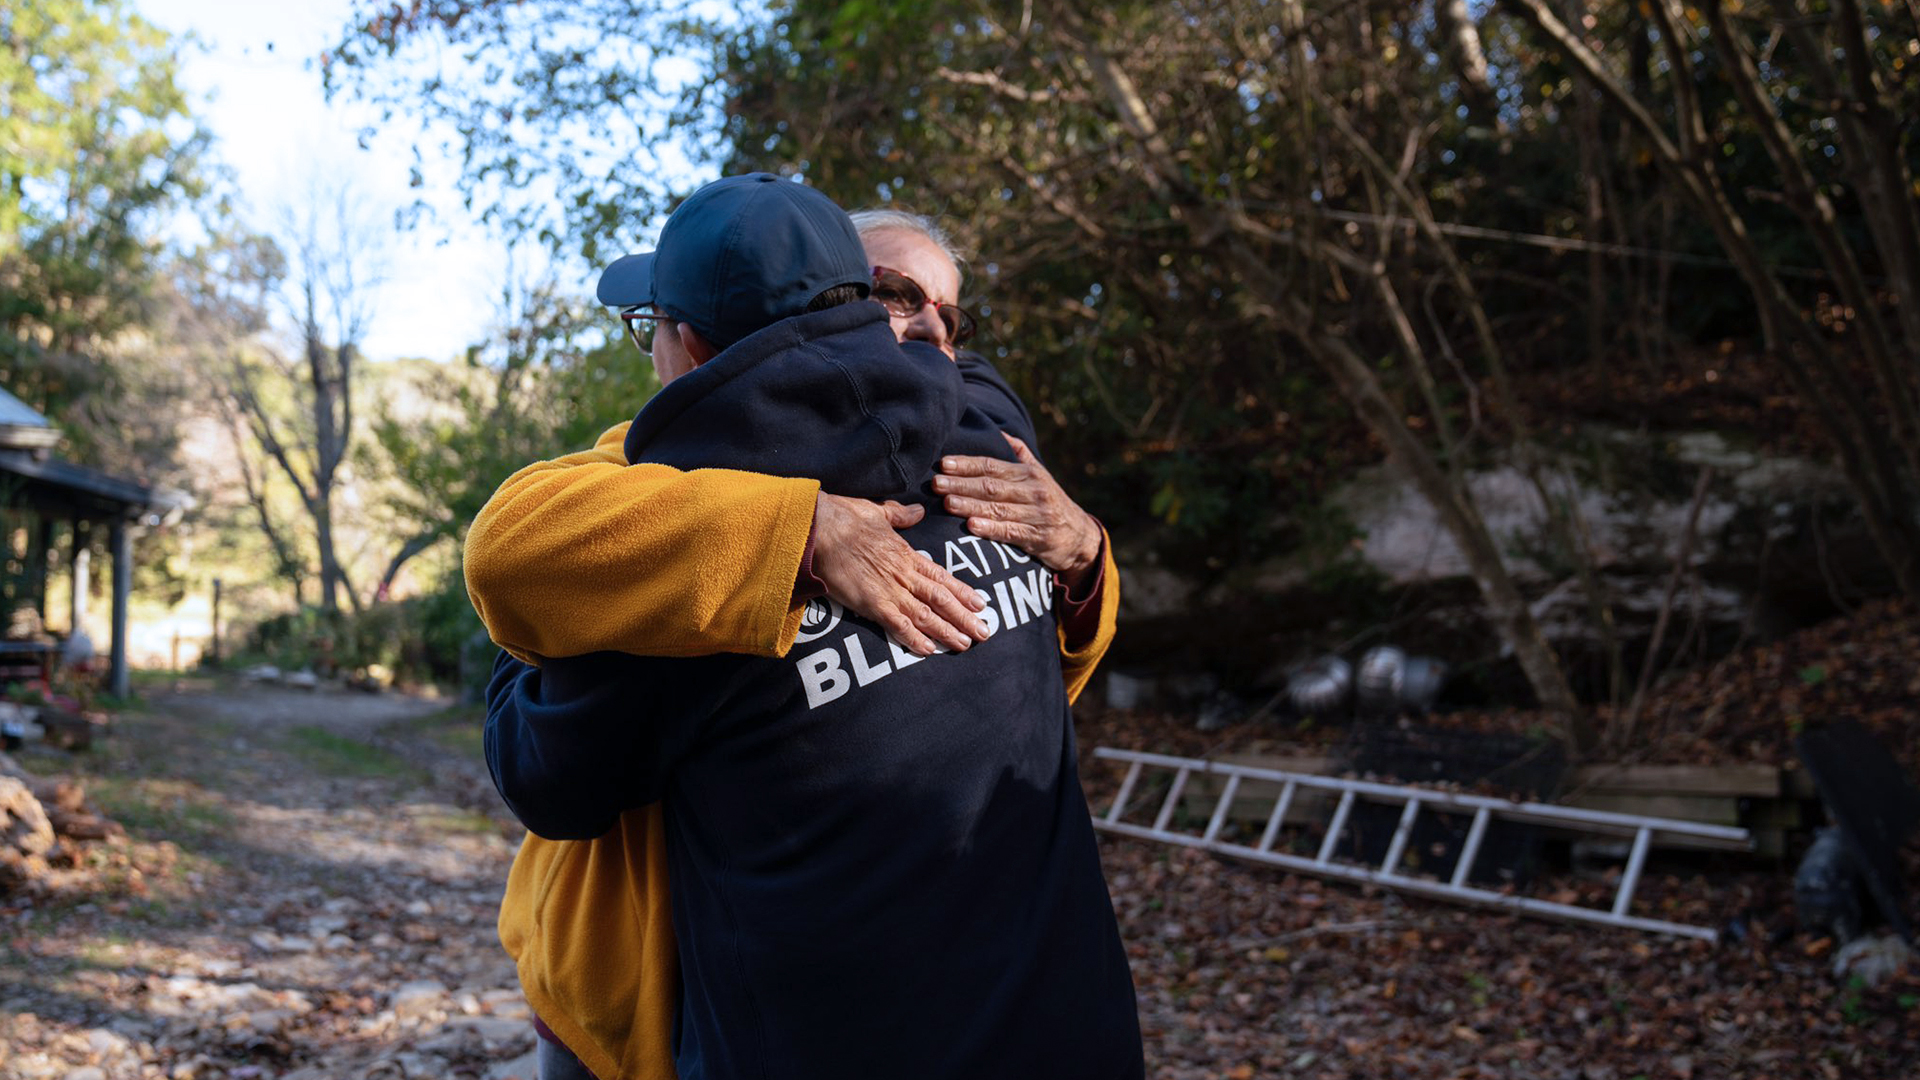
[1078,599,1920,1077]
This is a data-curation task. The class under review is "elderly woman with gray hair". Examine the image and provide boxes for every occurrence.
[852,209,1108,593]
[462,206,1122,1080]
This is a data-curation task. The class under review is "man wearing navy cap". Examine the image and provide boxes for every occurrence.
[598,172,874,350]
[485,173,1144,1080]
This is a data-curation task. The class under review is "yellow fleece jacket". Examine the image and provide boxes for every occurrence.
[467,422,1121,1080]
[465,423,821,664]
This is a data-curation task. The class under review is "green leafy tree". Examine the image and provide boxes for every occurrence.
[329,0,1596,740]
[362,269,659,600]
[326,0,738,264]
[0,0,207,458]
[328,0,1920,749]
[350,269,657,682]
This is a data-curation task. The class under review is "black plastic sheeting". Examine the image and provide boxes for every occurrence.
[1796,718,1920,945]
[1335,723,1568,888]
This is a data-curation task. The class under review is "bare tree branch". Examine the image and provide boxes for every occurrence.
[933,66,1087,103]
[1068,16,1592,747]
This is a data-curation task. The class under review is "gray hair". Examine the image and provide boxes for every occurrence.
[848,209,968,276]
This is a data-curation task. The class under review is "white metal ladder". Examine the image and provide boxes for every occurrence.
[1091,747,1752,941]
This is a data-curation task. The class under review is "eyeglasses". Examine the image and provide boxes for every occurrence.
[870,266,978,347]
[619,307,672,352]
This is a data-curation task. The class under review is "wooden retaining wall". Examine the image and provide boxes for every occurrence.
[1164,751,1816,858]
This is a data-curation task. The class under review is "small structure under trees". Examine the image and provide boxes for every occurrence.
[0,387,183,698]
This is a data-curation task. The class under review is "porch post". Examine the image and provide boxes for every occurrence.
[109,519,130,698]
[70,521,90,633]
[30,516,51,620]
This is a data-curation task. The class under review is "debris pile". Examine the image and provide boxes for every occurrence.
[0,751,123,892]
[1282,645,1449,721]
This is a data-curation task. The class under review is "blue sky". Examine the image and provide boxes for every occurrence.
[135,0,506,362]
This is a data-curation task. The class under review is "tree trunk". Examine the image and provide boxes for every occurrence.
[1563,0,1609,368]
[1321,93,1629,712]
[1828,0,1920,359]
[1299,318,1594,749]
[223,403,309,607]
[375,529,446,602]
[314,488,343,613]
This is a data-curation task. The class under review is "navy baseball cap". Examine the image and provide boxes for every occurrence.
[596,173,871,349]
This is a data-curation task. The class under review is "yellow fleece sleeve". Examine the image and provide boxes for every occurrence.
[499,811,678,1080]
[1058,526,1120,706]
[464,422,820,663]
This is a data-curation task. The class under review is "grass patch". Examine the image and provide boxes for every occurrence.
[282,725,417,779]
[424,718,484,758]
[77,932,135,967]
[94,690,150,714]
[16,896,85,939]
[87,777,234,841]
[403,703,486,759]
[418,808,501,835]
[11,743,82,775]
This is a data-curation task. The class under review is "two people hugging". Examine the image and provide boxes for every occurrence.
[466,174,1143,1080]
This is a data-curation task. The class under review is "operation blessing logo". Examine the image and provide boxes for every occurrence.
[793,535,1055,709]
[792,597,845,644]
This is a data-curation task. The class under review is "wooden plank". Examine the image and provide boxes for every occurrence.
[1182,785,1335,826]
[1216,755,1782,798]
[1744,799,1804,830]
[1562,793,1741,827]
[1750,829,1788,860]
[1179,753,1335,824]
[1567,763,1780,798]
[1214,752,1335,775]
[1781,767,1819,800]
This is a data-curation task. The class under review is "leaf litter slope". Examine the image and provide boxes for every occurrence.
[1081,598,1920,1078]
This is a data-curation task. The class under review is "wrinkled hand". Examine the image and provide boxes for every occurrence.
[934,434,1102,589]
[810,492,989,656]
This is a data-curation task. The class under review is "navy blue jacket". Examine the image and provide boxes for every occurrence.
[485,301,1143,1080]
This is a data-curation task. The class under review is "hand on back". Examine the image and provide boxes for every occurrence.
[933,434,1103,592]
[809,492,989,656]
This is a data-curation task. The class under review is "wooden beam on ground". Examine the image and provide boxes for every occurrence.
[1566,763,1781,798]
[1176,751,1810,855]
[1560,793,1742,827]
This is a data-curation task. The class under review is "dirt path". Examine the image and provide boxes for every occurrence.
[1,679,539,1080]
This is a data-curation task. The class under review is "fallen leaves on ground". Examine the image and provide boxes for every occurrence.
[3,655,1917,1079]
[1104,843,1919,1079]
[1078,599,1920,1077]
